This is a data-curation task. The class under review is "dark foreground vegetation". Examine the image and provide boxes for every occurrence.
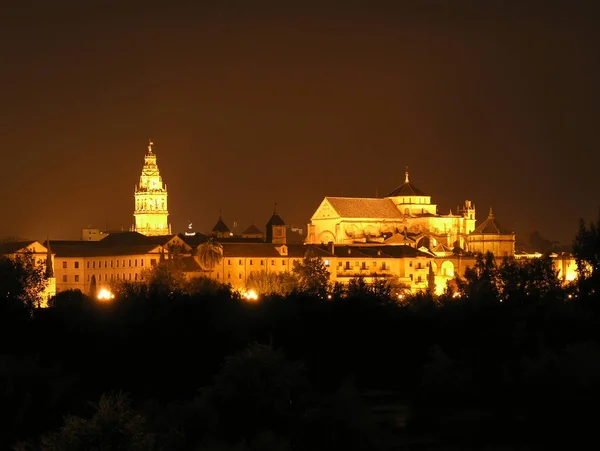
[1,218,600,450]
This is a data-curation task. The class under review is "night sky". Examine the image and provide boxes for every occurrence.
[1,1,598,244]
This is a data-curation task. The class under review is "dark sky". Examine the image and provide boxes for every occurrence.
[1,1,598,243]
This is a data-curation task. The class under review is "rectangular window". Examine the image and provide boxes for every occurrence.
[250,260,253,265]
[260,260,264,266]
[128,273,131,281]
[129,260,132,267]
[141,259,144,267]
[117,260,120,268]
[92,261,96,269]
[87,261,90,269]
[110,261,113,268]
[228,259,231,265]
[238,274,242,279]
[409,261,413,267]
[87,274,90,282]
[151,259,157,266]
[98,260,101,268]
[62,275,67,282]
[228,273,231,279]
[104,261,107,268]
[134,273,138,281]
[134,259,138,267]
[62,261,67,269]
[75,275,80,282]
[282,260,285,265]
[239,259,242,265]
[116,274,120,280]
[417,275,422,283]
[271,260,274,266]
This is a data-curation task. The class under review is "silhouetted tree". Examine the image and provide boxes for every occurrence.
[292,252,330,298]
[573,216,600,300]
[246,271,298,297]
[48,289,92,310]
[88,274,97,299]
[40,392,154,451]
[0,252,47,313]
[196,239,223,271]
[427,263,436,295]
[456,252,499,302]
[198,343,307,444]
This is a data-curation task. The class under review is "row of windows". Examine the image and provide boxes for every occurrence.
[61,273,145,283]
[60,259,158,269]
[86,259,149,269]
[339,261,388,270]
[226,259,289,266]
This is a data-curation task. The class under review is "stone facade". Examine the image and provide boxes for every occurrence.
[306,170,477,251]
[132,141,171,236]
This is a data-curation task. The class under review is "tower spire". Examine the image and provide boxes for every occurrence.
[489,206,494,218]
[45,237,54,278]
[405,166,409,183]
[148,139,153,153]
[273,202,277,214]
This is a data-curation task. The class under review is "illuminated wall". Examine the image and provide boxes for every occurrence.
[133,141,172,236]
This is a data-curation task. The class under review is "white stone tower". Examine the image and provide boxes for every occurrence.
[133,140,172,236]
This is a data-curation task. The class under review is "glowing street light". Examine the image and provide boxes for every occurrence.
[97,288,115,301]
[242,289,259,302]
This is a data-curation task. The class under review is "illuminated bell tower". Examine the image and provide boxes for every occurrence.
[133,140,172,236]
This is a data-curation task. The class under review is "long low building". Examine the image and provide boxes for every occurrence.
[1,228,578,301]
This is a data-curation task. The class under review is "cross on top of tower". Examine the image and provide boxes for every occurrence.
[148,140,154,153]
[405,166,409,183]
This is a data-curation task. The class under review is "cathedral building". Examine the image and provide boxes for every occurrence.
[306,169,477,251]
[467,208,516,257]
[132,141,171,236]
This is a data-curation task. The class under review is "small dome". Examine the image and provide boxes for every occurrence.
[212,216,230,233]
[471,208,512,235]
[387,167,426,197]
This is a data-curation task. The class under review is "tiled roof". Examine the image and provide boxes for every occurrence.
[221,243,283,258]
[328,244,431,259]
[212,217,230,233]
[181,256,202,273]
[100,232,171,247]
[0,241,37,255]
[179,233,210,247]
[288,244,333,258]
[325,197,403,219]
[433,243,452,253]
[266,213,285,226]
[242,224,263,235]
[472,209,513,235]
[387,181,426,197]
[50,242,162,257]
[384,233,416,245]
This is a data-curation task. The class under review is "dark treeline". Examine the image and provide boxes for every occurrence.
[1,218,600,450]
